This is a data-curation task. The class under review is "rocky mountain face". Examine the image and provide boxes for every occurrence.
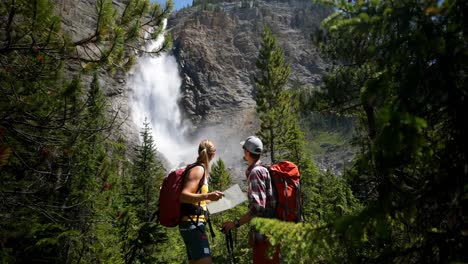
[54,0,353,175]
[54,0,140,147]
[168,0,329,126]
[167,1,354,174]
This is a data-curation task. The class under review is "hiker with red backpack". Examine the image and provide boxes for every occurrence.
[222,136,280,264]
[177,139,224,264]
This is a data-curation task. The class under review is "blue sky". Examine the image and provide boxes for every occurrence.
[152,0,193,11]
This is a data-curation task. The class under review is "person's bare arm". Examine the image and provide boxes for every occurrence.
[179,166,223,203]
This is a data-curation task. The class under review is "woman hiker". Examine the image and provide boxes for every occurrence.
[179,139,224,264]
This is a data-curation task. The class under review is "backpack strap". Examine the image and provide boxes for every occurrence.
[194,164,205,226]
[181,162,205,197]
[259,164,279,216]
[180,162,204,219]
[181,164,216,238]
[283,178,288,221]
[195,165,216,238]
[152,163,202,223]
[296,181,305,222]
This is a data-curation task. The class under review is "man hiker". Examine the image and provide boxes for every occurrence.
[222,136,279,264]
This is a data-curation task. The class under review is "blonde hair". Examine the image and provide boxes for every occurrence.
[196,139,216,177]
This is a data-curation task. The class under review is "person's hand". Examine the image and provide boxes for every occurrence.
[206,191,224,201]
[222,221,236,233]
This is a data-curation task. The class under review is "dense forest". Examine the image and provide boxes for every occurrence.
[1,0,466,263]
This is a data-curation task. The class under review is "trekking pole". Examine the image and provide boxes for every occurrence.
[225,229,235,264]
[232,228,237,263]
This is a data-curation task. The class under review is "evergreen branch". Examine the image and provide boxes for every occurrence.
[92,41,107,59]
[9,117,67,131]
[314,96,361,113]
[73,0,105,46]
[72,33,120,66]
[8,150,69,178]
[125,41,169,55]
[141,10,164,28]
[1,190,36,194]
[85,43,102,61]
[43,21,57,50]
[4,0,16,50]
[23,203,60,223]
[5,199,86,224]
[0,43,66,54]
[9,127,63,144]
[73,34,99,46]
[119,0,130,25]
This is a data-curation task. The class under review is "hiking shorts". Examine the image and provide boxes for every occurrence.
[179,221,211,261]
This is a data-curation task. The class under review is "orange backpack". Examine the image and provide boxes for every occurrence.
[268,161,303,222]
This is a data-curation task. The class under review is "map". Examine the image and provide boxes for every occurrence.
[207,184,247,214]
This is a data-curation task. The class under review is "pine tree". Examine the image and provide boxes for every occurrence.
[254,26,291,164]
[311,0,467,262]
[0,0,173,262]
[131,119,163,221]
[71,74,130,262]
[121,119,165,264]
[250,22,367,264]
[254,26,316,169]
[254,26,326,224]
[210,158,231,191]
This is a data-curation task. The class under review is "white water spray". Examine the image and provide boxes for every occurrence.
[128,20,248,176]
[129,20,196,167]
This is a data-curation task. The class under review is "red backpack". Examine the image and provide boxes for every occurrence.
[268,161,303,222]
[158,163,203,227]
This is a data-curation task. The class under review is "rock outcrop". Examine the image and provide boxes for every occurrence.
[54,0,140,148]
[54,0,353,175]
[168,0,329,127]
[166,1,354,174]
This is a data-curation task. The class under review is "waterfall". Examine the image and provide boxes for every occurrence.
[128,20,247,177]
[129,20,196,168]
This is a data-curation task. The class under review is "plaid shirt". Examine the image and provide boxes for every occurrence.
[246,160,277,218]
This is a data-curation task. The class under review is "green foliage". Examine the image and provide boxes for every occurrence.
[210,158,231,191]
[252,23,362,263]
[211,204,252,264]
[256,168,361,263]
[307,130,348,154]
[252,218,340,263]
[153,161,252,263]
[118,119,166,263]
[254,26,291,164]
[77,0,173,70]
[0,0,172,262]
[209,161,252,264]
[254,27,318,177]
[312,0,468,262]
[131,119,164,221]
[308,171,361,223]
[151,228,186,263]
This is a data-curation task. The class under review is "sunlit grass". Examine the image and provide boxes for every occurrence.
[308,130,348,155]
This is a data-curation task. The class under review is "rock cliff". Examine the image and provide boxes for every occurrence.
[166,1,355,174]
[168,0,329,127]
[54,0,140,147]
[54,0,352,174]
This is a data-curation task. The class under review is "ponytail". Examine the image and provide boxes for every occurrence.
[196,139,216,177]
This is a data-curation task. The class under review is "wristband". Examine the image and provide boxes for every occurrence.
[234,218,240,228]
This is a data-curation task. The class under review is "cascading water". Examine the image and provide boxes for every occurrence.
[128,20,247,176]
[129,20,196,167]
